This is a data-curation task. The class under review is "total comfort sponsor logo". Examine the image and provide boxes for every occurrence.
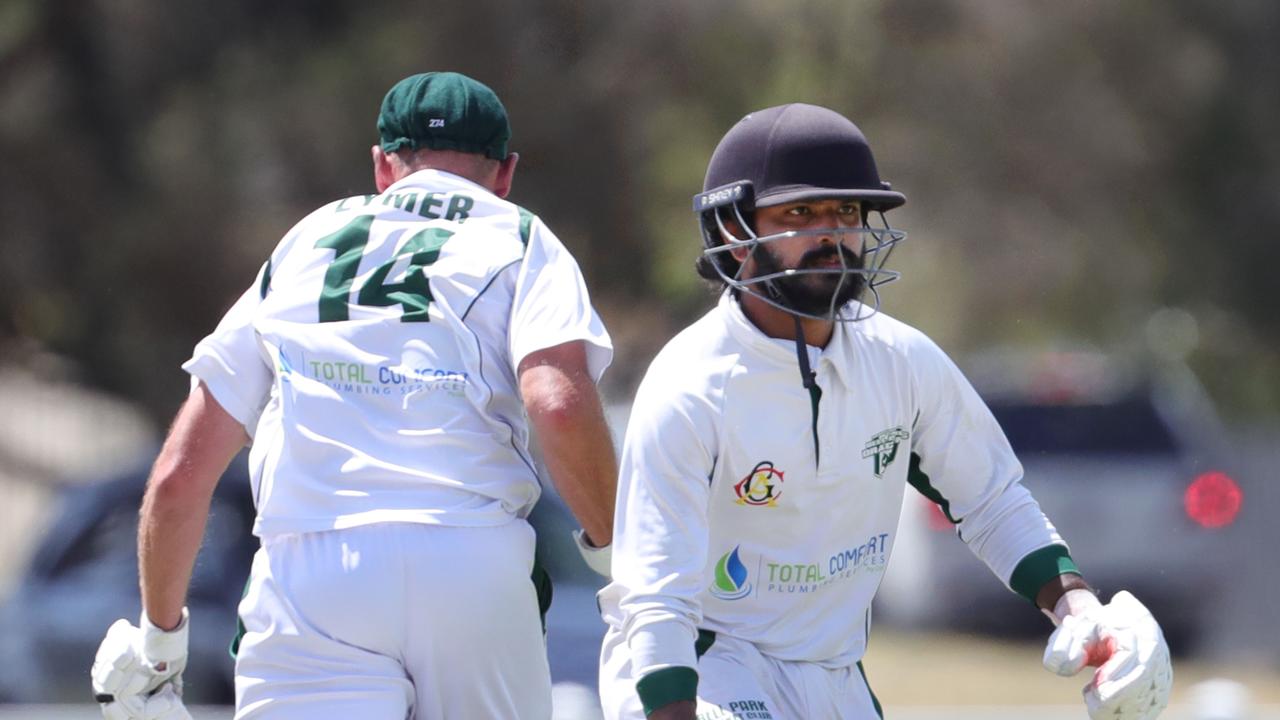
[733,461,783,507]
[277,348,468,397]
[709,546,752,600]
[708,535,891,599]
[765,533,890,595]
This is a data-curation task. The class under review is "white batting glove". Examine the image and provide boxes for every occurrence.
[1043,590,1172,720]
[100,682,193,720]
[91,609,190,706]
[573,529,612,578]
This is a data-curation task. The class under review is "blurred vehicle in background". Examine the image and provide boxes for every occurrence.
[0,457,257,704]
[876,349,1247,655]
[0,432,618,708]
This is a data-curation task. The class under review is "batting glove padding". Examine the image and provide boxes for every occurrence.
[91,608,190,705]
[99,683,193,720]
[1043,591,1172,720]
[573,529,613,578]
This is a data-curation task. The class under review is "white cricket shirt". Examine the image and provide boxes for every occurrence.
[184,169,612,538]
[600,292,1069,680]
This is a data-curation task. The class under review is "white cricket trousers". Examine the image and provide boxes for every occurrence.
[234,520,552,720]
[599,628,882,720]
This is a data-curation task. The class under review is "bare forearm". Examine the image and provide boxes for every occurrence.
[1035,572,1092,615]
[139,467,214,630]
[138,383,248,630]
[520,342,617,545]
[533,382,617,544]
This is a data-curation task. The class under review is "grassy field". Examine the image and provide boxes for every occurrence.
[866,628,1280,708]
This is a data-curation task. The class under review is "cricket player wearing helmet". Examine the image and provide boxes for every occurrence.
[598,103,1172,720]
[90,71,617,720]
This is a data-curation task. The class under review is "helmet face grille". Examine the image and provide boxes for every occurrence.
[699,204,907,322]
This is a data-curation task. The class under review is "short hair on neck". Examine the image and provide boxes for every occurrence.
[390,147,497,185]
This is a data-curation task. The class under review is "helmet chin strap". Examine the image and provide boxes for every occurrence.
[791,312,822,464]
[792,314,818,391]
[757,267,824,462]
[760,273,819,392]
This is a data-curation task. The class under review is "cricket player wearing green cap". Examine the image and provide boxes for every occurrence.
[89,71,617,720]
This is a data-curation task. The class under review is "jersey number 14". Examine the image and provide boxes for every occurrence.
[314,215,453,323]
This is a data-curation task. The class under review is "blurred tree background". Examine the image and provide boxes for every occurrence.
[1,0,1277,423]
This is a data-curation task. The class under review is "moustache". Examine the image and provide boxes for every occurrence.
[799,245,863,270]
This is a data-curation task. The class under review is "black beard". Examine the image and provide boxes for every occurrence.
[752,244,866,316]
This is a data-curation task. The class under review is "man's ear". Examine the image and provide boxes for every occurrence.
[720,214,751,262]
[492,152,519,198]
[372,145,396,192]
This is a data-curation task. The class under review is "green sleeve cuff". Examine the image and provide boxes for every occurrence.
[636,666,698,716]
[1009,544,1080,603]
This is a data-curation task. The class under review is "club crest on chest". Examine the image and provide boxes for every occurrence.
[862,427,909,478]
[733,460,784,507]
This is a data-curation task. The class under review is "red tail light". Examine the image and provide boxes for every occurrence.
[1184,471,1242,529]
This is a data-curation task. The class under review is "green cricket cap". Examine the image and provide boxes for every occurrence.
[377,72,511,160]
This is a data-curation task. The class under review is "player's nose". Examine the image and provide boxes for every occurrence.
[815,218,842,246]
